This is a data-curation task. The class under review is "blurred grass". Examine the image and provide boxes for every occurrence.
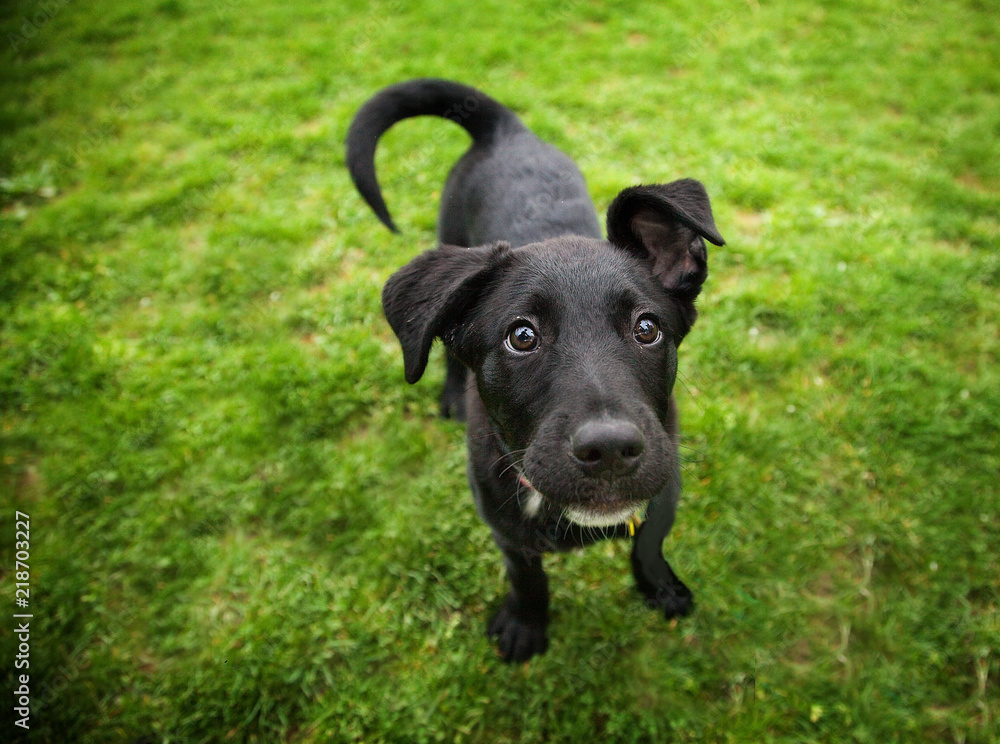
[1,0,998,741]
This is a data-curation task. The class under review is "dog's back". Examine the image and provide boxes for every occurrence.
[345,78,601,247]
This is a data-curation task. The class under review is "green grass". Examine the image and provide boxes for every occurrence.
[1,0,998,741]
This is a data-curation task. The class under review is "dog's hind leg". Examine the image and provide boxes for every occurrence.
[440,351,468,420]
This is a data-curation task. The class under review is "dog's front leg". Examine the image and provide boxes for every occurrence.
[487,546,549,662]
[630,534,694,620]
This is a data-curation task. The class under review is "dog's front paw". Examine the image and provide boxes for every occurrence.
[643,583,695,621]
[631,548,695,622]
[487,602,548,662]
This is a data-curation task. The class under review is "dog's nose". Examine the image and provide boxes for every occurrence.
[571,420,645,475]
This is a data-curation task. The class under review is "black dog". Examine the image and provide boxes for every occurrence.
[346,79,725,662]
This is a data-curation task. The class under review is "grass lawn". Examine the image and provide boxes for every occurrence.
[1,0,998,741]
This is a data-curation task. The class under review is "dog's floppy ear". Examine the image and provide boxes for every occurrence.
[606,180,725,304]
[382,242,512,383]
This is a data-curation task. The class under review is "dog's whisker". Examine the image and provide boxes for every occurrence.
[491,448,529,473]
[677,443,707,458]
[554,510,566,540]
[496,456,528,480]
[498,477,527,512]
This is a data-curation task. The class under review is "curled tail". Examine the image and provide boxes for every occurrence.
[345,78,525,233]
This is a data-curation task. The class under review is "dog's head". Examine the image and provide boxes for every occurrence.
[382,180,724,527]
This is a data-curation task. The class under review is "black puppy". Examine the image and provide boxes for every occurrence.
[346,79,725,662]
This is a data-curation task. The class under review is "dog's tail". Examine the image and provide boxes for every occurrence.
[346,78,526,233]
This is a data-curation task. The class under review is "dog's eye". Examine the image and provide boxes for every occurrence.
[506,323,538,352]
[633,316,661,345]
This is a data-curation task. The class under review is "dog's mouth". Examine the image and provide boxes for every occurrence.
[517,472,644,528]
[563,500,645,528]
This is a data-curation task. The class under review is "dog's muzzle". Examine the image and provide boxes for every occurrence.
[517,472,643,530]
